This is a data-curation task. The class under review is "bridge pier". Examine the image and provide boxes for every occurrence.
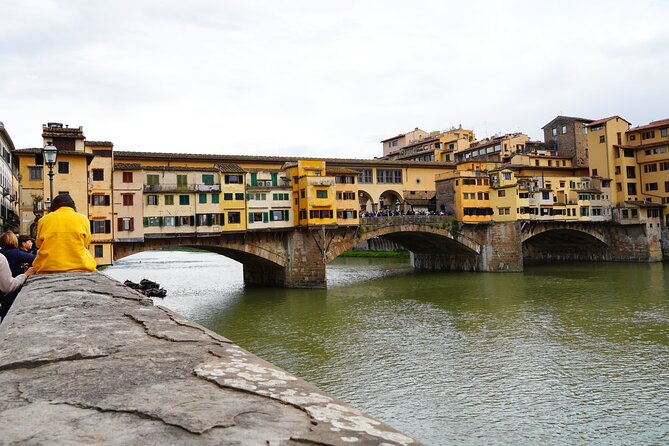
[411,222,523,272]
[244,229,327,288]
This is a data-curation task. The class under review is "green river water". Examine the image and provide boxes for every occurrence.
[104,251,669,445]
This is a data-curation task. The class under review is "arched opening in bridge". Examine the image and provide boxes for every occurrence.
[523,229,608,263]
[358,190,375,214]
[378,190,403,212]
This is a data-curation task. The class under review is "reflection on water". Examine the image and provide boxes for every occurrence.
[105,252,669,445]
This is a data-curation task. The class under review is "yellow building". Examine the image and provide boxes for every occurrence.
[86,141,114,265]
[455,133,529,164]
[489,169,518,221]
[245,168,292,230]
[435,170,492,223]
[619,118,669,225]
[387,127,475,163]
[284,160,336,227]
[327,166,359,226]
[217,164,247,232]
[586,116,632,204]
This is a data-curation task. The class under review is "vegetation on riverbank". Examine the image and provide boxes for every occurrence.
[339,250,409,258]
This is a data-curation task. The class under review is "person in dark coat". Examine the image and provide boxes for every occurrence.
[0,232,36,277]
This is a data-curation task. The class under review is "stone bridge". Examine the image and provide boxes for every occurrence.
[113,217,663,288]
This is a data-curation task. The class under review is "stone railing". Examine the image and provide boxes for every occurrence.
[0,273,418,445]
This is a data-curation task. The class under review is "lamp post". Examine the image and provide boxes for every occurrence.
[43,141,58,206]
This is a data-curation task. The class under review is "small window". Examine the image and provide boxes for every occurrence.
[91,195,110,206]
[316,190,328,199]
[227,212,241,224]
[122,172,133,183]
[122,194,133,206]
[202,174,214,185]
[599,135,605,143]
[224,193,233,200]
[199,193,207,204]
[146,195,158,205]
[498,190,506,197]
[561,125,567,134]
[235,193,244,200]
[94,245,104,258]
[164,195,174,205]
[58,161,69,174]
[211,193,219,204]
[146,174,160,185]
[179,195,190,205]
[661,128,668,138]
[92,169,104,181]
[29,166,43,180]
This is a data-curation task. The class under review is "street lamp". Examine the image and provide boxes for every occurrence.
[43,141,58,206]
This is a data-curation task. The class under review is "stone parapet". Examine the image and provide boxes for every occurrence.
[0,273,417,445]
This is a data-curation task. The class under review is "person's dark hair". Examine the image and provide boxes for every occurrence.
[50,193,76,212]
[17,235,31,246]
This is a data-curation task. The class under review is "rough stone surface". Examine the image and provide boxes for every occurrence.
[0,273,418,445]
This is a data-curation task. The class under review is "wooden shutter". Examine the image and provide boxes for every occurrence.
[117,218,123,231]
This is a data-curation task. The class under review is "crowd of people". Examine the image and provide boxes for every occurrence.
[0,193,96,322]
[361,210,451,217]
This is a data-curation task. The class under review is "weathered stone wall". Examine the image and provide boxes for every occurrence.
[478,222,523,271]
[0,273,417,445]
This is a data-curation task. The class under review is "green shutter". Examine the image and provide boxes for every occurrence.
[249,213,254,223]
[271,173,278,186]
[158,217,164,227]
[175,217,181,227]
[250,173,257,186]
[284,210,289,221]
[143,217,149,227]
[263,212,269,223]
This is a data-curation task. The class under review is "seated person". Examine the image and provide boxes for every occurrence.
[34,194,97,273]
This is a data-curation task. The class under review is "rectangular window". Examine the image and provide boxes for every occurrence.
[177,174,188,191]
[626,166,636,179]
[552,128,557,136]
[122,171,133,183]
[599,135,605,143]
[146,174,160,185]
[211,193,219,204]
[235,193,244,201]
[90,220,111,234]
[357,169,373,184]
[644,164,658,173]
[147,195,158,205]
[199,193,207,204]
[92,169,104,181]
[624,149,634,157]
[661,128,668,138]
[91,194,110,206]
[642,131,655,140]
[224,193,233,200]
[202,174,214,185]
[227,212,241,224]
[94,245,103,258]
[29,166,43,180]
[179,195,190,205]
[117,217,134,231]
[224,175,243,184]
[164,195,174,205]
[122,194,133,206]
[498,190,506,197]
[376,169,403,184]
[58,161,69,174]
[627,183,637,195]
[316,190,328,199]
[645,183,658,191]
[665,181,669,193]
[164,216,175,227]
[270,210,289,221]
[561,125,567,134]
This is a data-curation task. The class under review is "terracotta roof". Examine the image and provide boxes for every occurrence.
[541,115,594,129]
[615,140,669,150]
[13,148,93,159]
[586,116,631,127]
[215,163,246,173]
[113,150,452,168]
[380,133,406,143]
[625,200,665,208]
[114,163,142,170]
[86,141,113,147]
[145,165,219,173]
[627,118,669,133]
[326,166,359,175]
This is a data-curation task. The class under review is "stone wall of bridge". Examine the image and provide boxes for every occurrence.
[0,273,417,445]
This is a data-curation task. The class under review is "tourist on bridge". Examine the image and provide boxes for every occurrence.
[33,194,97,274]
[0,232,36,277]
[0,232,34,321]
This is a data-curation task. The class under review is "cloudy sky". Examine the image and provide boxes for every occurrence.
[1,0,668,158]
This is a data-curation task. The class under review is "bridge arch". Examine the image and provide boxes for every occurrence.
[378,189,403,211]
[326,223,481,263]
[358,190,375,213]
[521,223,609,263]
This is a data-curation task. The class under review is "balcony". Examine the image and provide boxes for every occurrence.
[307,177,334,187]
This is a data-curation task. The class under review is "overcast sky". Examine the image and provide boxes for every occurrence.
[1,0,668,158]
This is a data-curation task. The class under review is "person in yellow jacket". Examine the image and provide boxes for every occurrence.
[33,193,97,273]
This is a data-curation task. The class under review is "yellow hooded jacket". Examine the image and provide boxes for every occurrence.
[34,206,97,273]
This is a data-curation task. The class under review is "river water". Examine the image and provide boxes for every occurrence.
[104,251,669,445]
